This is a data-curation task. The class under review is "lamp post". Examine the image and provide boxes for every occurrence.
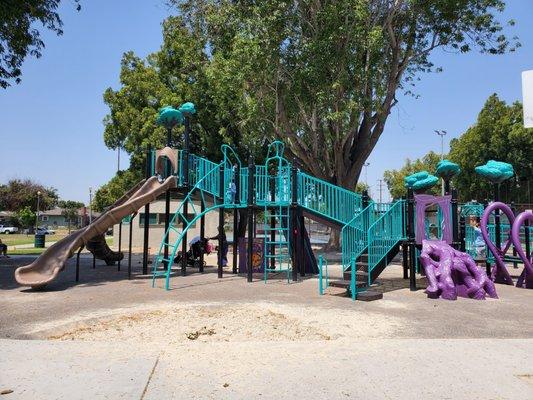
[35,191,41,233]
[89,187,93,224]
[435,130,448,195]
[364,162,370,193]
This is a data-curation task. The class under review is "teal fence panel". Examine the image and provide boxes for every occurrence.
[367,200,406,280]
[297,172,362,224]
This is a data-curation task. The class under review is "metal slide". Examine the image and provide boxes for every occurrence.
[15,147,179,288]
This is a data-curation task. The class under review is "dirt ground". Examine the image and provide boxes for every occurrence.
[1,252,532,344]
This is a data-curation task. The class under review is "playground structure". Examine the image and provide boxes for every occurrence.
[14,103,531,302]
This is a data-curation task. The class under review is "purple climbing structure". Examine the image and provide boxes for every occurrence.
[419,239,498,300]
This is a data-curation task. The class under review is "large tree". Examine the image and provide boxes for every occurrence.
[448,94,533,204]
[58,200,84,233]
[0,179,58,212]
[0,0,81,88]
[175,0,517,190]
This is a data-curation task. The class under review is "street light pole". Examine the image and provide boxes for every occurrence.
[35,191,41,233]
[89,187,93,224]
[364,162,370,192]
[435,130,448,195]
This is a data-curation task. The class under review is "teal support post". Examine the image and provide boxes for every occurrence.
[142,146,151,275]
[247,157,255,283]
[232,164,240,274]
[350,257,356,301]
[291,165,298,282]
[407,188,417,291]
[218,162,225,279]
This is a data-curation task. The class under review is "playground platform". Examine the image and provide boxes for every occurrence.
[1,254,532,398]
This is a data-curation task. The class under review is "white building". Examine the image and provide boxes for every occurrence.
[113,198,219,253]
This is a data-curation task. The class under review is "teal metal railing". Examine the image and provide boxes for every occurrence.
[297,172,363,225]
[318,255,330,295]
[341,202,376,270]
[367,200,406,284]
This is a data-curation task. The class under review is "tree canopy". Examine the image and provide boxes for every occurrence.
[0,179,58,212]
[383,151,442,199]
[102,0,515,195]
[384,95,533,204]
[448,94,533,203]
[0,0,81,88]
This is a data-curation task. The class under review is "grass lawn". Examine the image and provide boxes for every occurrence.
[1,233,68,247]
[8,248,47,256]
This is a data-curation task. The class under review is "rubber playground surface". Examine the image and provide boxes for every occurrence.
[1,253,532,399]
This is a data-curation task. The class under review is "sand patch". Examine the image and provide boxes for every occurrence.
[44,302,405,344]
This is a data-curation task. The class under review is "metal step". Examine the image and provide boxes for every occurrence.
[343,270,368,282]
[329,280,367,290]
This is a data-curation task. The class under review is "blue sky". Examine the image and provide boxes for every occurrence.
[1,0,532,204]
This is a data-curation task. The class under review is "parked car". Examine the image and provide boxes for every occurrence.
[0,225,19,234]
[36,227,56,235]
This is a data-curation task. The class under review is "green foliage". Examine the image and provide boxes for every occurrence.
[15,206,36,229]
[92,170,143,212]
[0,179,58,212]
[384,152,442,199]
[103,1,516,196]
[449,94,533,203]
[58,200,84,231]
[0,0,81,88]
[173,0,516,190]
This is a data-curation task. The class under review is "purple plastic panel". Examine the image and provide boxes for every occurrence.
[414,194,452,245]
[512,210,533,289]
[420,240,498,300]
[480,202,515,285]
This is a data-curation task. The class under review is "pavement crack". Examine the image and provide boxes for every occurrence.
[140,352,162,400]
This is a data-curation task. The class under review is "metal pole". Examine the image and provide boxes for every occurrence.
[200,199,205,273]
[92,254,96,269]
[142,147,151,275]
[128,213,135,279]
[89,187,93,224]
[35,191,41,232]
[247,157,255,283]
[181,200,188,276]
[232,164,240,274]
[291,165,298,281]
[164,127,172,268]
[407,188,417,291]
[117,221,122,271]
[76,246,84,282]
[218,162,225,279]
[451,188,459,249]
[270,171,276,271]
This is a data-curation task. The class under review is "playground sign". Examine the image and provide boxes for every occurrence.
[522,70,533,128]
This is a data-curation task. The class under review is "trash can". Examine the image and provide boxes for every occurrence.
[34,233,46,248]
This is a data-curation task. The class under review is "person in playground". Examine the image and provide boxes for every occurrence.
[0,239,9,258]
[210,226,228,266]
[472,220,486,258]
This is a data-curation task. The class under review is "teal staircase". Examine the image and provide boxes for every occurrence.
[322,200,406,301]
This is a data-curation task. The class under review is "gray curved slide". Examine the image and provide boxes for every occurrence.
[15,147,178,288]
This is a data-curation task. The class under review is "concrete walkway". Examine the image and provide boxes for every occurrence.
[1,338,531,399]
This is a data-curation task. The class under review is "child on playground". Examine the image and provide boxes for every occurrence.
[472,220,486,258]
[0,239,9,258]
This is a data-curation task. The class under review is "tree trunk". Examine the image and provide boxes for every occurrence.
[324,228,341,251]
